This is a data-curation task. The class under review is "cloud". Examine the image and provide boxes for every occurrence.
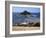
[12,7,40,13]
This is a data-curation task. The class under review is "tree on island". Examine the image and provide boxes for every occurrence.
[20,10,31,15]
[20,10,32,17]
[20,11,32,23]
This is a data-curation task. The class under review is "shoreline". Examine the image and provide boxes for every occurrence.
[13,22,40,27]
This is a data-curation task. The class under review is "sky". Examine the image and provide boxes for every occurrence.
[12,7,40,13]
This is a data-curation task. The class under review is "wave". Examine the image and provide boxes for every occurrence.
[12,13,40,25]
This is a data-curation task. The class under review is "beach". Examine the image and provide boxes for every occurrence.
[12,26,40,31]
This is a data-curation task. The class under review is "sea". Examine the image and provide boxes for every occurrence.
[12,12,40,25]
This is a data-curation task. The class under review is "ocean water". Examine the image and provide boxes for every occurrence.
[12,13,40,25]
